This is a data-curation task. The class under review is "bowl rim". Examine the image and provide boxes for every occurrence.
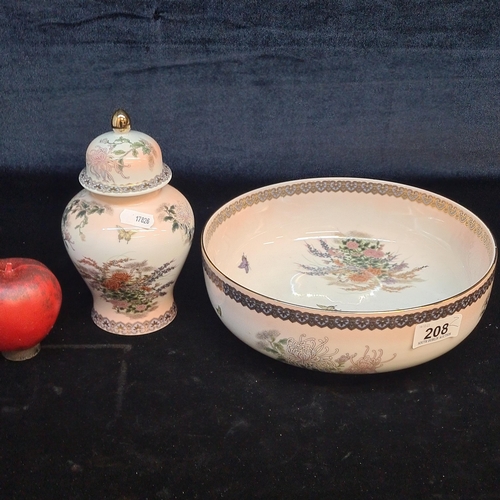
[201,176,497,317]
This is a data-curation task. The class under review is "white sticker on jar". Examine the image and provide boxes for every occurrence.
[412,315,462,349]
[120,209,154,229]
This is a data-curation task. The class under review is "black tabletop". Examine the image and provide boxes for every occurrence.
[0,171,499,498]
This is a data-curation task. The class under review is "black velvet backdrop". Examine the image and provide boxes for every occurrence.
[1,2,500,499]
[1,1,499,181]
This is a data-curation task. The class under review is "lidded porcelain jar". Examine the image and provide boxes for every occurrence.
[62,110,194,335]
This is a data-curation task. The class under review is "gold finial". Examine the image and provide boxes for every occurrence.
[111,109,131,133]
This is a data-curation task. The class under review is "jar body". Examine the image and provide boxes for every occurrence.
[62,185,194,335]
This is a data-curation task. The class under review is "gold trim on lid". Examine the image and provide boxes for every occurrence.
[111,109,131,133]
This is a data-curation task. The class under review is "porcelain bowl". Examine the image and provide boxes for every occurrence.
[202,178,496,374]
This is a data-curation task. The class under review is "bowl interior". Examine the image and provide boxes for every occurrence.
[203,179,495,313]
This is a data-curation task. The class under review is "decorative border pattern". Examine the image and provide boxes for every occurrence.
[204,179,495,256]
[203,257,495,331]
[79,164,172,195]
[91,303,177,335]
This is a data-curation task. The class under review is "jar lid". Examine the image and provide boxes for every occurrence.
[79,109,172,196]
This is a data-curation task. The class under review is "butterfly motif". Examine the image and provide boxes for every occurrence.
[116,225,137,244]
[238,254,250,273]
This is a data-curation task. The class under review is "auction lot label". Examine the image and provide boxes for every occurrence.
[412,315,462,349]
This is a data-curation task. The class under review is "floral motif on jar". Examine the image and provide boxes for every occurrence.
[61,198,111,249]
[157,202,195,243]
[86,136,157,183]
[74,257,176,318]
